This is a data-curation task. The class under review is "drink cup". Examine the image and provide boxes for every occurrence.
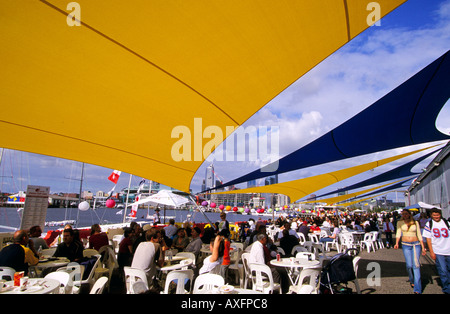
[14,272,24,286]
[20,276,29,291]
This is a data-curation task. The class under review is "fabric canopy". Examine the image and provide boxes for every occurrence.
[127,190,189,207]
[216,50,450,191]
[338,192,390,207]
[302,177,414,205]
[212,145,436,202]
[0,0,406,193]
[348,176,415,201]
[313,148,441,199]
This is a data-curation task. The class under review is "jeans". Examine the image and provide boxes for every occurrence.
[402,241,422,293]
[435,254,450,294]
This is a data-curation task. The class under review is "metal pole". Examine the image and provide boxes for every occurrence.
[189,195,217,231]
[123,174,132,223]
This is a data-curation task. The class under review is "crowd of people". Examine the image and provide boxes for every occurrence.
[0,208,448,294]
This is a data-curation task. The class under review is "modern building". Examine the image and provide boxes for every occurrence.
[406,141,450,219]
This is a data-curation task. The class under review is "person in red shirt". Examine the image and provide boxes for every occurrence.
[310,223,321,233]
[88,224,109,251]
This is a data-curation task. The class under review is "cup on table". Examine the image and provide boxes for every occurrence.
[20,276,29,291]
[14,271,24,286]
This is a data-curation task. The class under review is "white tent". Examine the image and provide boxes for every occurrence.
[127,190,189,208]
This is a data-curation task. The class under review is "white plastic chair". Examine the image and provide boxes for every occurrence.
[40,248,56,257]
[339,233,356,252]
[228,249,244,287]
[295,252,315,261]
[291,245,308,256]
[308,234,320,244]
[287,267,321,294]
[163,269,194,294]
[0,266,15,281]
[57,262,85,294]
[303,241,313,252]
[76,254,101,291]
[45,271,72,294]
[248,263,281,294]
[361,233,376,253]
[312,243,327,260]
[193,273,224,294]
[351,256,362,294]
[324,238,340,253]
[276,247,286,256]
[123,266,149,294]
[371,231,384,250]
[89,276,109,294]
[83,249,100,258]
[241,252,253,289]
[230,242,244,251]
[297,233,306,245]
[97,246,118,292]
[132,281,149,294]
[176,252,196,268]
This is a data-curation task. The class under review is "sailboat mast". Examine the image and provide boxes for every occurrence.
[123,174,132,223]
[75,162,85,228]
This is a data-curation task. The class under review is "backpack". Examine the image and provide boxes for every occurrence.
[428,218,450,230]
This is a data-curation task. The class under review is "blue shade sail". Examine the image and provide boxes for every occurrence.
[312,148,441,199]
[215,50,450,191]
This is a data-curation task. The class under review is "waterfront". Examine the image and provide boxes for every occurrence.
[0,206,279,232]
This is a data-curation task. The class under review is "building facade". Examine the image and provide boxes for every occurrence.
[407,141,450,219]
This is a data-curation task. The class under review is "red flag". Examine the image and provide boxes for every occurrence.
[108,170,121,184]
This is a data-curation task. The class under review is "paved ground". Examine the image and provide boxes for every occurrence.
[351,245,444,294]
[107,243,446,295]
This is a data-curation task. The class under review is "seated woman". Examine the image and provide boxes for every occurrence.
[319,222,340,243]
[199,235,225,275]
[171,228,190,253]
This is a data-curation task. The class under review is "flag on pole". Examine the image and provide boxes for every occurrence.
[137,178,146,193]
[108,170,121,184]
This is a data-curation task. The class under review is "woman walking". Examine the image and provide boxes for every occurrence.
[394,209,427,294]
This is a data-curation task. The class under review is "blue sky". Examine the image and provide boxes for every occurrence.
[1,0,449,205]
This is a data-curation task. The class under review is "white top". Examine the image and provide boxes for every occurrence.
[199,255,222,274]
[249,241,265,264]
[423,219,450,256]
[131,242,161,279]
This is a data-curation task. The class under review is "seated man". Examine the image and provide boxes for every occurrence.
[184,227,203,261]
[54,228,84,262]
[249,233,289,293]
[0,230,39,275]
[28,225,49,252]
[131,227,166,284]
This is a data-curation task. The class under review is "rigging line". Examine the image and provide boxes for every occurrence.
[39,0,238,125]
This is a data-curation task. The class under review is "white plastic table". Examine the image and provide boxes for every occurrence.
[0,278,60,294]
[270,258,320,285]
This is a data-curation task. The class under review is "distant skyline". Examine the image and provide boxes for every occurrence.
[1,0,450,205]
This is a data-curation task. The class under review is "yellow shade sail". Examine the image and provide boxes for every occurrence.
[338,192,390,207]
[212,145,436,202]
[301,177,413,205]
[0,0,406,192]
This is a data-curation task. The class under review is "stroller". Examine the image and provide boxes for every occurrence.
[320,248,359,294]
